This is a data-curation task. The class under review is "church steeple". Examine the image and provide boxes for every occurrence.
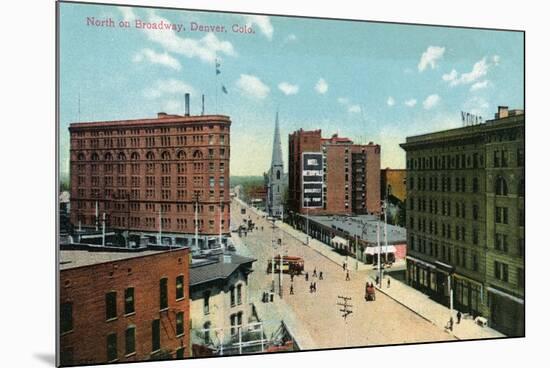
[271,110,284,169]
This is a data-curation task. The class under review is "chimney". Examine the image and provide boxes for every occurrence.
[185,93,190,116]
[496,106,509,119]
[201,94,205,115]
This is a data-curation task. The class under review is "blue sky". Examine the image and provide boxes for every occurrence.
[59,2,524,176]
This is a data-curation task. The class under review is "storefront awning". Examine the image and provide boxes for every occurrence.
[487,286,524,305]
[406,255,436,269]
[331,236,348,246]
[364,245,396,255]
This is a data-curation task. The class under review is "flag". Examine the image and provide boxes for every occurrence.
[221,85,228,94]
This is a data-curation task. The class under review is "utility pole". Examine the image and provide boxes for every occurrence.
[383,200,388,280]
[194,191,200,250]
[377,217,382,286]
[337,295,353,347]
[355,234,359,271]
[158,205,162,245]
[102,212,106,246]
[95,200,99,231]
[219,199,223,250]
[279,234,284,299]
[448,274,454,321]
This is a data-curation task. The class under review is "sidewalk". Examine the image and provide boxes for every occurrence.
[372,275,505,340]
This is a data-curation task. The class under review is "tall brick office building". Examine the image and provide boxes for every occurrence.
[288,129,381,216]
[400,106,524,336]
[59,246,191,365]
[69,100,231,248]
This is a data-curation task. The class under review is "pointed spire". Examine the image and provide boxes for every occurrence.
[271,110,284,168]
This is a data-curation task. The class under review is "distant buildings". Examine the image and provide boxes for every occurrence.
[266,112,286,218]
[189,254,256,356]
[59,245,191,365]
[400,106,524,336]
[381,168,407,202]
[288,130,381,217]
[68,95,231,251]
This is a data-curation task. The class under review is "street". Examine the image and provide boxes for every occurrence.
[231,199,454,349]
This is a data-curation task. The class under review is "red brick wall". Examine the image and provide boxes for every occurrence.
[69,115,231,235]
[60,249,190,365]
[325,145,349,215]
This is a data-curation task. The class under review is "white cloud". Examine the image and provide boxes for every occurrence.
[493,55,500,66]
[387,96,395,106]
[118,6,136,22]
[278,82,299,95]
[315,78,328,94]
[243,15,274,40]
[236,74,270,99]
[143,79,196,99]
[163,100,183,112]
[133,48,181,70]
[442,57,489,87]
[418,46,445,72]
[285,34,297,43]
[141,12,236,64]
[423,94,441,110]
[348,105,361,113]
[337,97,349,105]
[405,98,417,107]
[470,80,489,91]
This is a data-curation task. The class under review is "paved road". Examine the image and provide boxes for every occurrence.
[231,200,454,349]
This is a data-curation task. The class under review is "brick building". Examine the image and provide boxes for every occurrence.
[288,130,381,216]
[400,106,524,336]
[68,99,231,249]
[59,246,191,365]
[381,168,407,202]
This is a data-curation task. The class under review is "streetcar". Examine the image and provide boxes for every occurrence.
[266,255,305,275]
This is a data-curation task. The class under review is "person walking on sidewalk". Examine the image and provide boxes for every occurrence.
[387,278,391,288]
[342,261,346,271]
[305,272,309,281]
[375,275,379,286]
[290,283,294,295]
[448,317,454,331]
[345,270,350,281]
[319,271,324,280]
[313,268,317,277]
[457,311,462,324]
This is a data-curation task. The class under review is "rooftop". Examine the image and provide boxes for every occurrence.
[59,245,186,270]
[69,113,230,130]
[190,254,256,286]
[306,215,407,244]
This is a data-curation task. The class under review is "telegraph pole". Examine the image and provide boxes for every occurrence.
[102,212,106,246]
[194,191,200,250]
[377,218,382,286]
[337,295,353,347]
[219,199,223,250]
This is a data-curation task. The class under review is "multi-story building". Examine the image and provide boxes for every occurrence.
[400,106,524,336]
[59,246,191,365]
[68,97,231,249]
[288,130,381,216]
[189,254,256,356]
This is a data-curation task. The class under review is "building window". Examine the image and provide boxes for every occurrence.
[176,312,184,336]
[472,177,479,193]
[230,312,243,336]
[495,233,509,252]
[494,261,509,282]
[125,327,136,356]
[107,333,118,362]
[160,278,168,310]
[495,176,508,195]
[495,206,509,224]
[176,275,185,300]
[472,253,479,272]
[203,322,211,344]
[124,288,135,315]
[230,286,236,307]
[517,268,525,288]
[106,291,117,320]
[237,284,242,305]
[176,347,185,359]
[152,319,160,352]
[60,302,73,333]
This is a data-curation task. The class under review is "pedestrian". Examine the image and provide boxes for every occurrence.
[291,273,295,283]
[313,282,317,292]
[457,311,462,324]
[345,270,350,281]
[387,278,391,288]
[290,284,294,295]
[305,272,309,281]
[342,262,346,271]
[375,275,379,286]
[319,271,324,280]
[309,282,314,293]
[448,317,454,331]
[313,268,317,277]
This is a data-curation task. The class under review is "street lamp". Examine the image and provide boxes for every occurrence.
[304,197,311,245]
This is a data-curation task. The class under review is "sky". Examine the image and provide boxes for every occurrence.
[59,2,524,177]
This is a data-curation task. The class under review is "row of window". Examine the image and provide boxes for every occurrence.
[494,261,524,287]
[76,148,227,162]
[74,133,226,149]
[410,235,479,271]
[406,148,524,171]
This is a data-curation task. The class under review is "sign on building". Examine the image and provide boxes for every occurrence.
[302,152,323,208]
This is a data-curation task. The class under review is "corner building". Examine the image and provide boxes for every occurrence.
[69,111,231,248]
[400,106,524,336]
[288,129,381,216]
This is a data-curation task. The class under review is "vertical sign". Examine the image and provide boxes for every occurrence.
[302,152,323,208]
